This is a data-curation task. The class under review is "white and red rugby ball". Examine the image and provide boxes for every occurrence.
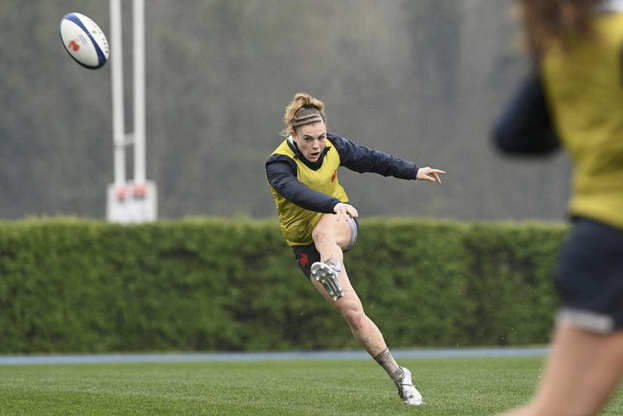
[59,13,109,69]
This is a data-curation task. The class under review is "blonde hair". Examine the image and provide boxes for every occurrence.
[282,92,326,137]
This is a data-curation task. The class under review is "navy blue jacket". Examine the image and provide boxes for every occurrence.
[493,71,560,155]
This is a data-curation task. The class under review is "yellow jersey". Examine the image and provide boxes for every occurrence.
[542,11,623,229]
[268,137,348,246]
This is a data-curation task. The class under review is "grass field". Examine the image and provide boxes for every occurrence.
[1,356,622,415]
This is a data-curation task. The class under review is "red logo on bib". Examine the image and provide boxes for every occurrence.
[331,169,337,182]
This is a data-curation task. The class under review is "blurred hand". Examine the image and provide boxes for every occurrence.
[416,167,446,184]
[333,202,358,221]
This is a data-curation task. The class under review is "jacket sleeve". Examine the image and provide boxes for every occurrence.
[265,154,341,214]
[328,133,418,179]
[492,71,560,155]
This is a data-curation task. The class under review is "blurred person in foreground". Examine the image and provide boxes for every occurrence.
[494,0,623,414]
[265,92,445,405]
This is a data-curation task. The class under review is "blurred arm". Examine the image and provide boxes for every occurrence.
[492,71,560,155]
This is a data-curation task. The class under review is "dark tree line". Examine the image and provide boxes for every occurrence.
[0,0,570,221]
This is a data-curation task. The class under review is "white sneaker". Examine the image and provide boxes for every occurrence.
[310,261,344,301]
[395,367,423,405]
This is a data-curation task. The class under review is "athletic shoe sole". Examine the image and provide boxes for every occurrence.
[310,262,344,301]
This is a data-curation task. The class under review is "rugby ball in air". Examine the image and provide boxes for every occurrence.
[59,13,109,69]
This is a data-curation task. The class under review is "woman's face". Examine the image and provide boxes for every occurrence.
[292,121,327,162]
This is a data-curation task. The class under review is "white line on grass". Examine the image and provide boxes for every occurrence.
[0,347,549,366]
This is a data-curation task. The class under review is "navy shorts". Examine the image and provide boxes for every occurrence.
[554,218,623,333]
[292,217,359,279]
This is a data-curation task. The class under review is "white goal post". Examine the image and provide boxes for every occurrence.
[107,0,158,223]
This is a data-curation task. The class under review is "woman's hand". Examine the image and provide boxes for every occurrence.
[416,167,446,184]
[333,202,358,221]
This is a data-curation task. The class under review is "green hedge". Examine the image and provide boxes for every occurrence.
[0,217,568,354]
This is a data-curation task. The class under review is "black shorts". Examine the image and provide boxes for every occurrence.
[292,217,359,279]
[554,217,623,332]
